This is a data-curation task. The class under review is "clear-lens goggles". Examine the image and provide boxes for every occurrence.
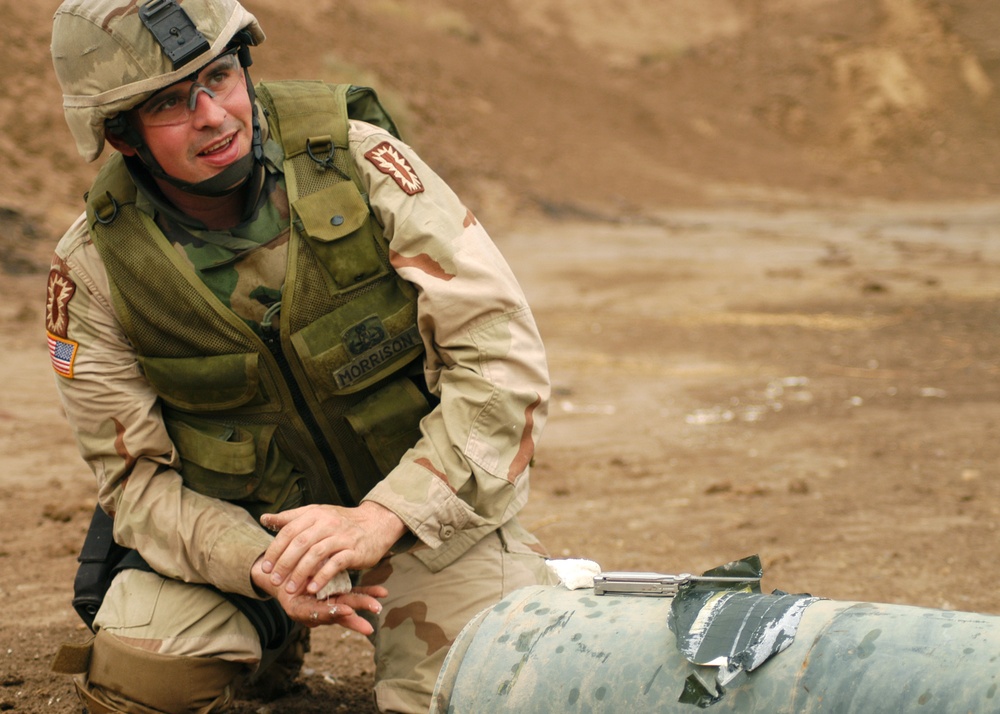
[137,48,244,127]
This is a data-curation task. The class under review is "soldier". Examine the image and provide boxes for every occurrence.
[46,0,556,711]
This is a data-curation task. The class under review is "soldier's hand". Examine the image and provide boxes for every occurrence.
[258,502,406,600]
[251,555,387,633]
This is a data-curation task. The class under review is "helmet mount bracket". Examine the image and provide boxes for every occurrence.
[139,0,211,70]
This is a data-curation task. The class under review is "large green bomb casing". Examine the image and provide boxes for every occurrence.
[432,582,1000,713]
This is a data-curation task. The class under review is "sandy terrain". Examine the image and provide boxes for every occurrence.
[1,0,998,711]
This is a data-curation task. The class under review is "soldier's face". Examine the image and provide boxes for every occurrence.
[133,56,254,185]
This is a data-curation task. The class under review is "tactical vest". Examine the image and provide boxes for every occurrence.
[86,82,432,517]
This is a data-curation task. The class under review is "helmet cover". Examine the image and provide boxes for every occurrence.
[51,0,265,162]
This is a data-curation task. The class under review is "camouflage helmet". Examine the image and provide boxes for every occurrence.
[51,0,265,162]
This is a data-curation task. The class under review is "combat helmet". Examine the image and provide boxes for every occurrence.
[51,0,265,194]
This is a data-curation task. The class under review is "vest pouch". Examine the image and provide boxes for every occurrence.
[140,353,270,412]
[165,412,302,508]
[344,377,430,476]
[290,279,423,396]
[164,415,262,500]
[243,472,307,521]
[293,181,387,293]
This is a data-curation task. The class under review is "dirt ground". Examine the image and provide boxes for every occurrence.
[1,0,999,711]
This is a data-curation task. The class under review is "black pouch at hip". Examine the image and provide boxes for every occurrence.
[72,504,130,631]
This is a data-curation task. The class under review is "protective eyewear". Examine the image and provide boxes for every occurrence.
[137,48,244,127]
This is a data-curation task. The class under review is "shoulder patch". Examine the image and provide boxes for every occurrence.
[364,142,425,195]
[48,332,79,378]
[46,269,76,338]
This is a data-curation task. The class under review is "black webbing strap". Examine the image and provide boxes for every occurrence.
[72,504,130,629]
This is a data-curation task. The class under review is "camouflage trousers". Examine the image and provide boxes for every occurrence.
[69,518,555,713]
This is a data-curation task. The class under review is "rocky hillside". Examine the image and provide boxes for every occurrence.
[1,0,999,247]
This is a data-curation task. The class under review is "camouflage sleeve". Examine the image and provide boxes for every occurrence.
[48,214,273,597]
[348,121,550,570]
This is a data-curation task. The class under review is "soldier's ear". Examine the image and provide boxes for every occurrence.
[105,128,138,157]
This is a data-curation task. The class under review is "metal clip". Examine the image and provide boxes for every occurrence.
[94,192,120,225]
[306,136,336,171]
[593,571,761,597]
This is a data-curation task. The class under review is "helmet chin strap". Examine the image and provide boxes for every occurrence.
[151,148,256,197]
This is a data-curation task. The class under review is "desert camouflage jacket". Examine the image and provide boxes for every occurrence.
[47,117,549,598]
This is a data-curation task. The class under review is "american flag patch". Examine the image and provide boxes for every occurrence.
[364,141,425,195]
[48,332,79,378]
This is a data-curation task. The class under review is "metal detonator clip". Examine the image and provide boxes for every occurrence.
[593,571,761,597]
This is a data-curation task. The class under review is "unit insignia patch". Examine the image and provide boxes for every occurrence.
[364,142,425,195]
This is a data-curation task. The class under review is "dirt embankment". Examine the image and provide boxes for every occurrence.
[2,0,1000,252]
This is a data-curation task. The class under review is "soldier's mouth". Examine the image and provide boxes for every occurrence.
[198,135,235,156]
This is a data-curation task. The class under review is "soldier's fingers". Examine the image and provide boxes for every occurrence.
[295,601,371,634]
[286,589,347,623]
[261,509,325,577]
[259,503,320,533]
[262,514,306,552]
[294,602,347,628]
[331,590,386,615]
[305,554,353,596]
[352,585,390,599]
[318,603,376,636]
[282,536,343,594]
[304,532,382,586]
[259,511,286,533]
[264,524,321,587]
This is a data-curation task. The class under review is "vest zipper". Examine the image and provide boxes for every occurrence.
[260,325,357,507]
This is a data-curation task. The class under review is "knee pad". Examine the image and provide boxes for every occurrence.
[80,630,245,713]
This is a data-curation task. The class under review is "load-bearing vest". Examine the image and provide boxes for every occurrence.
[85,81,432,518]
